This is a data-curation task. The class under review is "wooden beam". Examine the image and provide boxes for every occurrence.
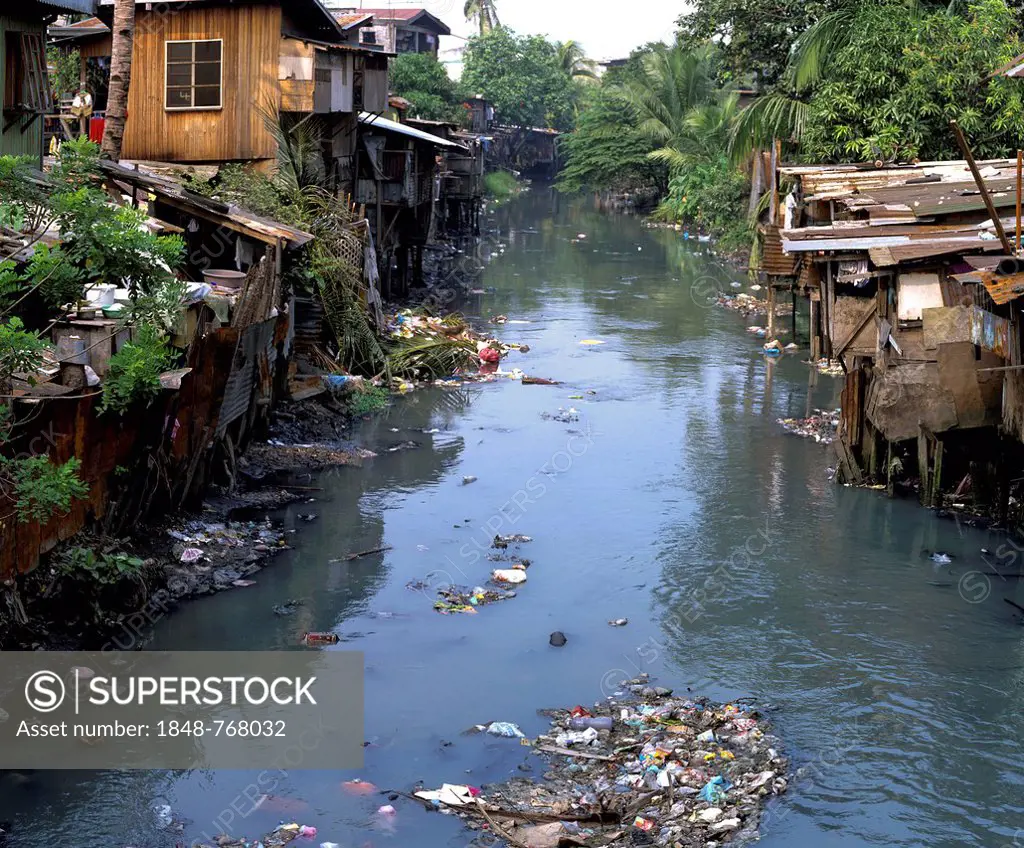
[1017,149,1022,255]
[950,120,1014,255]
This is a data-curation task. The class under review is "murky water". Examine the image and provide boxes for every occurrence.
[4,191,1023,848]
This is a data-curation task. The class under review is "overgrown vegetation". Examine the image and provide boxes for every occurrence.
[56,546,146,585]
[483,170,519,198]
[559,0,1024,248]
[346,384,391,416]
[389,53,465,122]
[100,324,176,415]
[0,321,87,523]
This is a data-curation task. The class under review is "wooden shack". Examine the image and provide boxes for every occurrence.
[70,0,390,173]
[2,0,97,164]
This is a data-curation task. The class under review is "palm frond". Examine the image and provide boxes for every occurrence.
[789,7,858,92]
[386,335,477,380]
[728,92,809,165]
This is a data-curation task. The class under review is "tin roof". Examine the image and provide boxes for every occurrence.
[359,112,467,149]
[780,159,1024,265]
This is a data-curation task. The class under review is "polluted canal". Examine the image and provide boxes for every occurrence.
[4,191,1023,848]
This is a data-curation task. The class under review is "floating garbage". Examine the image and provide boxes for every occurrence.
[486,721,526,738]
[492,568,528,585]
[813,358,845,376]
[579,339,605,346]
[542,407,579,423]
[400,679,787,848]
[493,534,532,548]
[777,409,839,444]
[435,584,516,614]
[301,631,340,646]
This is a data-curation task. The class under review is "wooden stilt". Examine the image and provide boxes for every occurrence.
[886,440,895,498]
[931,437,943,509]
[918,428,931,507]
[766,285,776,340]
[810,297,820,360]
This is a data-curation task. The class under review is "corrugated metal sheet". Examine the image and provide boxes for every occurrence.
[759,225,799,276]
[971,270,1024,305]
[217,318,278,438]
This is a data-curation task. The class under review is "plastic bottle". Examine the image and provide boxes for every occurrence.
[569,716,613,731]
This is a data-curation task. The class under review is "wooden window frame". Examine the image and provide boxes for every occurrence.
[164,38,224,112]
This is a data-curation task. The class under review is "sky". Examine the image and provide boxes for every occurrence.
[343,1,684,70]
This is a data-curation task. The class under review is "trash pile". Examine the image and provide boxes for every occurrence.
[387,309,539,388]
[811,359,845,377]
[434,585,518,615]
[714,293,792,318]
[404,677,787,847]
[167,519,288,562]
[777,409,840,444]
[198,822,318,847]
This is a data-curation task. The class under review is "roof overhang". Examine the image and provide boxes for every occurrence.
[37,0,98,13]
[97,0,350,42]
[359,112,468,150]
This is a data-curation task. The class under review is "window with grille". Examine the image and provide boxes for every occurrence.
[165,39,223,110]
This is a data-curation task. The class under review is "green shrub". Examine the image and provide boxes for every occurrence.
[57,546,146,585]
[484,171,518,198]
[347,385,390,416]
[100,325,176,415]
[8,456,89,523]
[653,157,749,248]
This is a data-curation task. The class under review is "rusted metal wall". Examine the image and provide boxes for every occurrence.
[0,314,287,582]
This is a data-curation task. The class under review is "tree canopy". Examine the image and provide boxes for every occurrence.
[461,28,578,130]
[389,52,463,122]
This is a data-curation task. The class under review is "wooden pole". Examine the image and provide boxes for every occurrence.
[950,120,1014,255]
[1016,149,1022,255]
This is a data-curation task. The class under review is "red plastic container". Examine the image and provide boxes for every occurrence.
[88,117,105,143]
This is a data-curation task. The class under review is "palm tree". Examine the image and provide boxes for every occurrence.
[557,40,598,81]
[615,44,722,167]
[101,0,135,161]
[464,0,499,35]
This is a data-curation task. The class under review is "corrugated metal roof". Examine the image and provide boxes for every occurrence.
[359,112,467,149]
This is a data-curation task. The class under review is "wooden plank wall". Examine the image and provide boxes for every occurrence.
[123,5,281,163]
[0,14,45,164]
[279,37,314,113]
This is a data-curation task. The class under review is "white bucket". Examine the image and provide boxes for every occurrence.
[88,285,116,307]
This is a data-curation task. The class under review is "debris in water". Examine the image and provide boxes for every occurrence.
[777,410,839,444]
[398,681,787,848]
